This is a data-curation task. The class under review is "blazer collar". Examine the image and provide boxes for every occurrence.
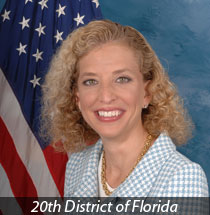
[112,133,176,197]
[72,140,103,197]
[73,133,176,197]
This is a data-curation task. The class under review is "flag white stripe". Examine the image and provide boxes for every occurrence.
[0,69,60,197]
[0,164,23,214]
[0,163,15,197]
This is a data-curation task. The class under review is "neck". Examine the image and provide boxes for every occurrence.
[101,126,151,188]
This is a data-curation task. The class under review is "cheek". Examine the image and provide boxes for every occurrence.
[120,92,141,112]
[77,90,97,109]
[125,86,145,104]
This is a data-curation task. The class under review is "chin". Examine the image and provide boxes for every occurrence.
[87,120,126,140]
[96,128,122,140]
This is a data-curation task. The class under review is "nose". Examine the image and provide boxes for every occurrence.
[98,84,117,104]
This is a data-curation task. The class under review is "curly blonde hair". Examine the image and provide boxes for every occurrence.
[41,19,193,152]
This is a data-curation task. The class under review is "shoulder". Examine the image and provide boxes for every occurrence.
[167,151,208,196]
[66,139,102,169]
[65,143,96,175]
[152,136,209,197]
[64,140,102,196]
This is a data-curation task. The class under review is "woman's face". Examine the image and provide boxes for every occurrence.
[76,42,150,141]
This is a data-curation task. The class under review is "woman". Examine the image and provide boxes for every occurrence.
[41,20,208,197]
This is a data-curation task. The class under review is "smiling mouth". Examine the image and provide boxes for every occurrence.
[97,110,122,117]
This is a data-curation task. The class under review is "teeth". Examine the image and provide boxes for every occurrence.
[98,111,122,117]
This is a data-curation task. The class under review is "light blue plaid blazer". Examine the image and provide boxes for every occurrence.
[64,133,209,197]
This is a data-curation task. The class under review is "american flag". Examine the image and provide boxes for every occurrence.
[0,0,102,212]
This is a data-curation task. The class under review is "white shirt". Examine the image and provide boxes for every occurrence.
[98,152,115,197]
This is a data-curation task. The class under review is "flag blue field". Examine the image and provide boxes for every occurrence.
[0,0,102,212]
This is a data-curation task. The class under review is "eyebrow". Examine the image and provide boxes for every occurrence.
[113,69,131,75]
[79,72,97,78]
[79,69,132,78]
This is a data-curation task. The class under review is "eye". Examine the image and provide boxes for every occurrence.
[83,79,98,86]
[116,76,132,83]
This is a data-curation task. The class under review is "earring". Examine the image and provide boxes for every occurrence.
[143,104,148,109]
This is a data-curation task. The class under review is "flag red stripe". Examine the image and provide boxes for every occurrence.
[43,145,68,197]
[0,117,38,197]
[0,69,60,197]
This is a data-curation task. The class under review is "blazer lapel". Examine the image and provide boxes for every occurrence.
[111,133,176,197]
[72,140,103,197]
[72,133,175,197]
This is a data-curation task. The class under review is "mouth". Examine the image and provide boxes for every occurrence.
[98,110,122,117]
[95,109,124,122]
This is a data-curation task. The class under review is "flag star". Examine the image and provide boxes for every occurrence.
[35,22,46,37]
[1,9,11,22]
[19,16,30,30]
[54,30,63,43]
[38,0,48,10]
[32,49,43,62]
[73,13,85,26]
[92,0,99,8]
[56,4,66,17]
[16,42,27,56]
[30,75,41,88]
[25,0,33,4]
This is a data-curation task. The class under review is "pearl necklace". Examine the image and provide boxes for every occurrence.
[101,134,153,196]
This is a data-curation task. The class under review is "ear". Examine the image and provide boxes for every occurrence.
[143,80,151,107]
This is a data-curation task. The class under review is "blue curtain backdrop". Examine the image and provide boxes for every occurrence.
[100,0,210,193]
[0,1,5,12]
[1,0,210,193]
